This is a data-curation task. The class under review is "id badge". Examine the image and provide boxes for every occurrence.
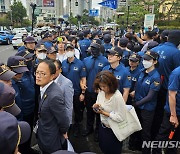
[33,121,39,134]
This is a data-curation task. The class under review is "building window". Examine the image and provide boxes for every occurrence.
[1,6,5,12]
[0,0,5,5]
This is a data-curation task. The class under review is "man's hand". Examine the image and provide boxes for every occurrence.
[79,93,85,102]
[63,132,68,139]
[130,91,135,98]
[170,115,179,128]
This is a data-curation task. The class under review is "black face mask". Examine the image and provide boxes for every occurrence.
[91,48,100,58]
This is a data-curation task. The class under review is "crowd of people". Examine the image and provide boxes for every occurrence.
[0,26,180,154]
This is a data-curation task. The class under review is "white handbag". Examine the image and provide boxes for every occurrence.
[107,105,142,141]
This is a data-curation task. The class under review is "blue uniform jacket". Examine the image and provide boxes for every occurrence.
[152,42,180,89]
[135,69,161,111]
[164,66,180,115]
[62,58,86,95]
[12,71,35,119]
[83,55,109,93]
[126,66,141,91]
[78,38,91,60]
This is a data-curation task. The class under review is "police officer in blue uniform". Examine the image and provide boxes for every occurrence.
[102,34,113,57]
[132,51,161,154]
[151,30,180,139]
[152,66,180,154]
[43,32,54,49]
[18,36,36,53]
[119,37,133,67]
[82,43,109,140]
[62,43,87,137]
[78,30,92,60]
[103,47,131,103]
[7,56,37,154]
[126,53,142,150]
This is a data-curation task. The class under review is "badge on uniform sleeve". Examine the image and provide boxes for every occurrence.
[154,81,160,86]
[127,76,131,80]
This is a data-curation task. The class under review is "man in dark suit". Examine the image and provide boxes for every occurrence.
[35,60,69,154]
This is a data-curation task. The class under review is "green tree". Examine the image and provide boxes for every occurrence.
[10,1,27,27]
[0,15,11,27]
[116,0,179,28]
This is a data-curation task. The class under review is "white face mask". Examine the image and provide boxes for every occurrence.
[66,51,75,58]
[37,53,47,60]
[142,60,153,69]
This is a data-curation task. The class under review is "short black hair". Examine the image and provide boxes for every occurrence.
[39,59,56,75]
[53,59,62,69]
[145,31,154,39]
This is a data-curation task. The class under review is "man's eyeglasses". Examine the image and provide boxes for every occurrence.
[34,71,48,77]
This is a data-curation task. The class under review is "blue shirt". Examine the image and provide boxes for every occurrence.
[121,49,133,67]
[126,66,141,91]
[164,66,180,115]
[152,42,180,89]
[135,69,161,111]
[103,43,113,57]
[62,57,86,95]
[12,71,35,119]
[103,63,131,93]
[44,41,53,49]
[83,55,109,93]
[78,38,91,60]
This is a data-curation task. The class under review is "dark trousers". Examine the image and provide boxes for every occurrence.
[85,91,100,131]
[152,87,167,140]
[129,108,142,150]
[99,123,123,154]
[141,109,155,154]
[19,112,34,154]
[152,111,180,154]
[73,94,85,124]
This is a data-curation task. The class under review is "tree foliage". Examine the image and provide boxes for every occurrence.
[68,9,100,26]
[116,0,180,28]
[10,1,27,26]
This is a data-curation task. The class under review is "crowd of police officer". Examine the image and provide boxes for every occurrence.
[0,26,180,154]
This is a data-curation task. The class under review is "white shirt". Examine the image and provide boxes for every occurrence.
[54,74,60,84]
[40,81,53,99]
[96,90,126,126]
[56,53,67,63]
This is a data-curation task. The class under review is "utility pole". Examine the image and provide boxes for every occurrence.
[30,3,36,35]
[126,5,130,28]
[69,0,72,29]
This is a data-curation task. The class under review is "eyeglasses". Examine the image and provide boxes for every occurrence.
[34,71,48,77]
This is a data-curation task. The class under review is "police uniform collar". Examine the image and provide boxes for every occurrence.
[67,57,77,64]
[164,42,177,47]
[145,68,156,76]
[109,62,123,71]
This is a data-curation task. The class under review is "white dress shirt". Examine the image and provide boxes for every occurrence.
[40,81,53,99]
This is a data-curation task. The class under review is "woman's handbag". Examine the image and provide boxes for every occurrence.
[107,105,142,141]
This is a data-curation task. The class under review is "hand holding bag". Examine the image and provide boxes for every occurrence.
[107,105,142,141]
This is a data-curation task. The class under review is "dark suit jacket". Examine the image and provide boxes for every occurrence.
[37,82,69,153]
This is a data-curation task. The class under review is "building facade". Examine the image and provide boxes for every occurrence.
[0,0,11,16]
[65,0,92,17]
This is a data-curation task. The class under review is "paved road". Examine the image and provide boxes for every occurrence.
[0,44,17,64]
[0,44,141,154]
